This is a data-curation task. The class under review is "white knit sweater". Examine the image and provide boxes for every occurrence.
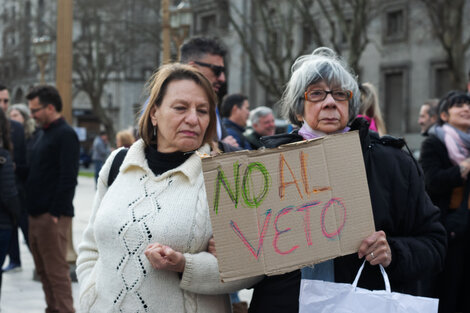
[77,140,260,313]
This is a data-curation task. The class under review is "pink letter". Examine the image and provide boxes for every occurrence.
[273,207,299,255]
[321,198,347,239]
[230,209,272,260]
[297,201,321,246]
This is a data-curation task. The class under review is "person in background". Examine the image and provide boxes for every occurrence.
[244,106,276,149]
[179,36,240,151]
[246,47,446,313]
[77,64,260,313]
[0,85,27,274]
[358,82,386,136]
[3,103,38,274]
[26,85,79,313]
[115,129,135,148]
[92,131,111,184]
[0,108,21,294]
[418,99,439,136]
[419,91,470,313]
[220,93,251,150]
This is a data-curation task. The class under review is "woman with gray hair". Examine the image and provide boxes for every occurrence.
[7,103,37,141]
[247,48,446,313]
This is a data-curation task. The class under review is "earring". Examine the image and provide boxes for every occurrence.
[153,126,156,137]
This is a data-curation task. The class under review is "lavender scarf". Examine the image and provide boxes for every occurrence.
[298,122,350,140]
[429,124,470,165]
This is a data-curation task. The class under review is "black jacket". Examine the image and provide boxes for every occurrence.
[0,148,21,229]
[9,119,27,180]
[419,134,468,238]
[248,119,447,313]
[26,118,79,217]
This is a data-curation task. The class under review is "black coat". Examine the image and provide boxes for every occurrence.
[0,148,21,229]
[248,119,447,313]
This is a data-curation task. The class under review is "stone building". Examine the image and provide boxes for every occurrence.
[1,0,469,151]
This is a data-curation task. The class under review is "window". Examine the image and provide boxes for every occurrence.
[200,14,216,33]
[381,64,410,135]
[382,4,408,43]
[434,68,452,99]
[430,61,453,99]
[386,10,403,37]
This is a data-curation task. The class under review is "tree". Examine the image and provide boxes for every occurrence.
[228,0,377,101]
[418,0,470,90]
[73,0,160,141]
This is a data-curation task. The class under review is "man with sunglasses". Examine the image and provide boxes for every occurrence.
[180,36,240,151]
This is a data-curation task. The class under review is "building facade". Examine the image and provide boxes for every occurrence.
[1,0,469,151]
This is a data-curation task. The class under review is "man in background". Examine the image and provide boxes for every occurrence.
[92,130,111,184]
[26,85,78,313]
[244,106,276,149]
[418,99,439,136]
[221,93,252,150]
[179,36,239,150]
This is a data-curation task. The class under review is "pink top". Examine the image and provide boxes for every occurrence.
[357,115,377,132]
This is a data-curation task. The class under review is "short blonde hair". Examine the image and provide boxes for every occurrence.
[116,130,135,148]
[139,63,217,147]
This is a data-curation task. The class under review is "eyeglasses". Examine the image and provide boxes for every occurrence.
[304,89,353,102]
[30,106,46,114]
[193,61,225,77]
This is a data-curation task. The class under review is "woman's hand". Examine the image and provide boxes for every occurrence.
[357,231,392,267]
[459,159,470,179]
[144,243,186,273]
[207,237,217,257]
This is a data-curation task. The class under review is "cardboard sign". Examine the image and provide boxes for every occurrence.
[202,131,375,282]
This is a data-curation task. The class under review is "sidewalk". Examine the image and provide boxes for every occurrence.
[1,175,252,312]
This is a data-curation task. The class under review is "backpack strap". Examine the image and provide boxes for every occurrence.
[107,148,128,187]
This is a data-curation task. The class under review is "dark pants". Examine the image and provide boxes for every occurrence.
[436,235,470,313]
[7,208,29,265]
[29,214,75,313]
[0,229,12,292]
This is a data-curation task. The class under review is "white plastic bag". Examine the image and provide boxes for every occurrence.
[299,261,438,313]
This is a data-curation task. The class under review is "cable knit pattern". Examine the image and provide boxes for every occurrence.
[77,139,261,313]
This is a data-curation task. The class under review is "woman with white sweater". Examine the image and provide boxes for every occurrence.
[77,64,260,313]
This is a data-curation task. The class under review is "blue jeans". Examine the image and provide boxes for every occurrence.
[301,259,335,282]
[94,160,104,184]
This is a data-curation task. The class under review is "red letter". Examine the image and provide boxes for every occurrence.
[273,207,299,255]
[230,209,272,260]
[296,201,321,246]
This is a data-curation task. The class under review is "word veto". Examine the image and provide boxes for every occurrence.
[230,198,347,260]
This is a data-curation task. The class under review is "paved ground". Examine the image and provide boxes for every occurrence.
[2,175,252,312]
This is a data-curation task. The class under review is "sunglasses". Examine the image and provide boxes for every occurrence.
[194,61,225,77]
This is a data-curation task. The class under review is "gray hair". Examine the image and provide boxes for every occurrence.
[7,103,36,139]
[249,106,273,125]
[281,47,360,127]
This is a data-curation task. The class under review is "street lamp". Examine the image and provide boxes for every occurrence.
[170,0,192,61]
[32,36,52,84]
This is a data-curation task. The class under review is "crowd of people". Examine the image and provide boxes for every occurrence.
[0,35,470,313]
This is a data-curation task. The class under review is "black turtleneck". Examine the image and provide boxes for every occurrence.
[145,145,192,176]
